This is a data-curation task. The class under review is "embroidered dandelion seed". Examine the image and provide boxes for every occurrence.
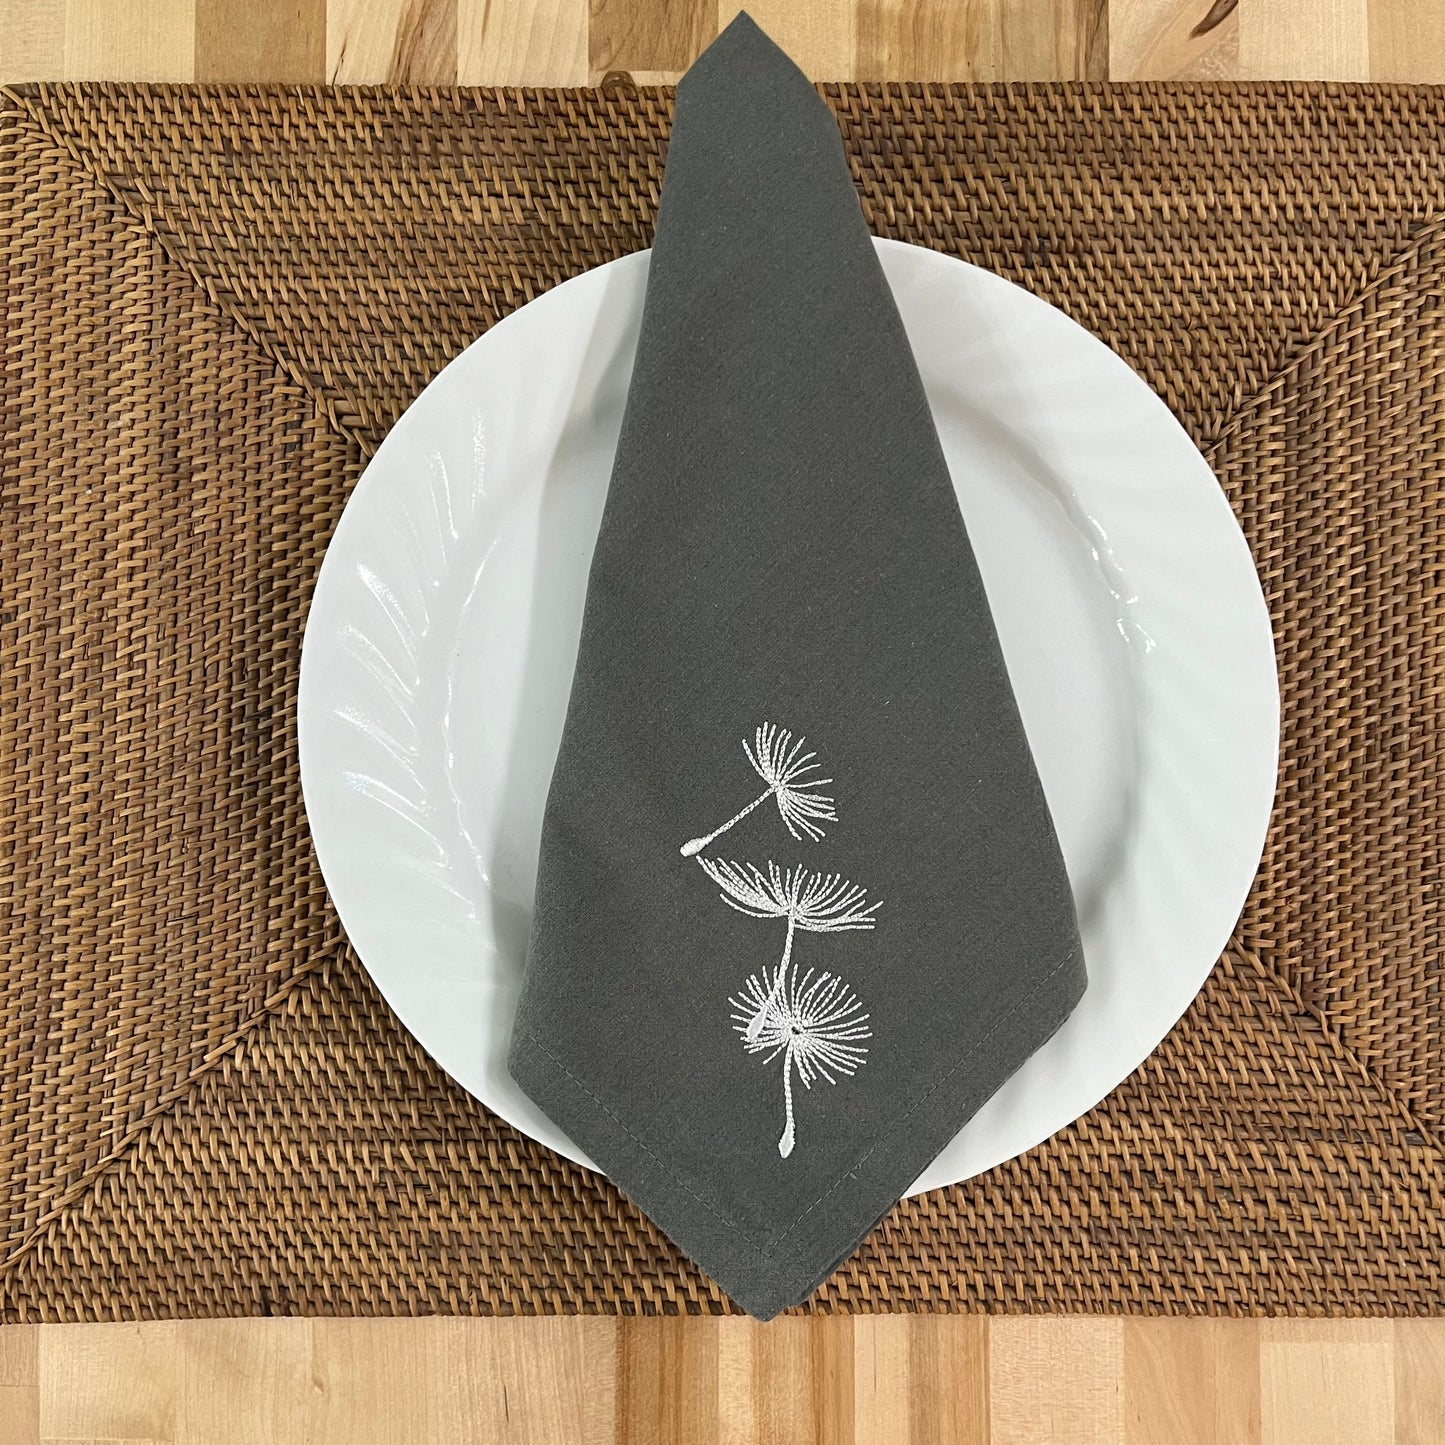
[679,723,837,857]
[700,859,880,1048]
[730,964,872,1159]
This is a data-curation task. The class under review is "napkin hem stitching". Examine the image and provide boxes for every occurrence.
[516,1024,759,1245]
[516,941,1081,1260]
[766,944,1084,1255]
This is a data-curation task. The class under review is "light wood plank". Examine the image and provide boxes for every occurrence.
[723,0,854,81]
[910,1317,988,1445]
[176,1319,312,1445]
[61,0,192,81]
[588,0,712,76]
[989,1318,1124,1445]
[309,1319,441,1445]
[1123,1319,1261,1445]
[0,1385,40,1445]
[583,1319,622,1445]
[429,1317,603,1442]
[1368,0,1445,81]
[0,1328,38,1390]
[0,1327,40,1445]
[195,0,326,81]
[718,1317,853,1445]
[1210,1320,1263,1445]
[38,1322,178,1445]
[40,1439,169,1445]
[7,1319,1432,1441]
[1259,1321,1393,1445]
[716,1318,755,1445]
[11,0,1445,87]
[0,0,65,81]
[327,0,456,82]
[857,0,1105,82]
[999,0,1108,79]
[854,0,977,81]
[1393,1322,1445,1445]
[854,1317,911,1445]
[1125,1318,1217,1445]
[1240,0,1369,79]
[1110,0,1241,79]
[616,1317,715,1443]
[1073,0,1111,78]
[458,0,587,83]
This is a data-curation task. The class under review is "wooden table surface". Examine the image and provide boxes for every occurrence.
[3,0,1445,84]
[3,1,1444,1442]
[2,1316,1444,1443]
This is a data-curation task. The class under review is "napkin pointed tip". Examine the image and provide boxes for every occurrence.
[680,10,805,96]
[720,9,763,39]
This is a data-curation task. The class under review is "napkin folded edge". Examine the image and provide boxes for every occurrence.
[508,939,1085,1318]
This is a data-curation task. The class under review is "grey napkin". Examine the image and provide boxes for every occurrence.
[508,12,1086,1319]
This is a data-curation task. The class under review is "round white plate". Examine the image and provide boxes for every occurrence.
[298,239,1278,1197]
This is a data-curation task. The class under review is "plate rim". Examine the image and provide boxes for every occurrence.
[298,237,1280,1198]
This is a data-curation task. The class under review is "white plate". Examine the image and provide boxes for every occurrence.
[298,239,1278,1197]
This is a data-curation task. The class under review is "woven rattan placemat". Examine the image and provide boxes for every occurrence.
[2,82,1442,1320]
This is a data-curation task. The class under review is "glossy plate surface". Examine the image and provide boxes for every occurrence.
[298,240,1279,1195]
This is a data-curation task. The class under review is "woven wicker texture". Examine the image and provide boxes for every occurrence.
[1,82,1441,1320]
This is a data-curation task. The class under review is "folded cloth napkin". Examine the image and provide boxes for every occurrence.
[508,12,1086,1318]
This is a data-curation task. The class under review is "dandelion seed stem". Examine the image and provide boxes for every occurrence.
[779,1049,797,1158]
[679,787,773,858]
[746,914,796,1043]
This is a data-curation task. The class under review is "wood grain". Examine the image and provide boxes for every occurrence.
[328,0,456,82]
[1,0,1440,80]
[0,0,63,78]
[588,0,709,76]
[60,0,193,81]
[853,1317,911,1444]
[853,0,970,81]
[728,0,852,79]
[1396,1322,1445,1445]
[0,1326,38,1445]
[177,1320,313,1445]
[1124,1319,1261,1445]
[1368,0,1445,82]
[14,1318,1428,1443]
[1239,0,1370,79]
[1260,1321,1395,1445]
[194,0,325,80]
[437,1318,607,1442]
[909,1317,988,1445]
[1109,0,1239,79]
[853,0,1108,83]
[997,0,1107,80]
[457,0,587,84]
[718,1317,854,1445]
[617,1317,716,1444]
[989,1317,1124,1444]
[38,1322,178,1444]
[310,1319,446,1445]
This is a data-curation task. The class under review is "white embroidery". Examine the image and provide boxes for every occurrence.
[679,723,837,857]
[699,859,881,1049]
[729,964,872,1159]
[682,729,874,1160]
